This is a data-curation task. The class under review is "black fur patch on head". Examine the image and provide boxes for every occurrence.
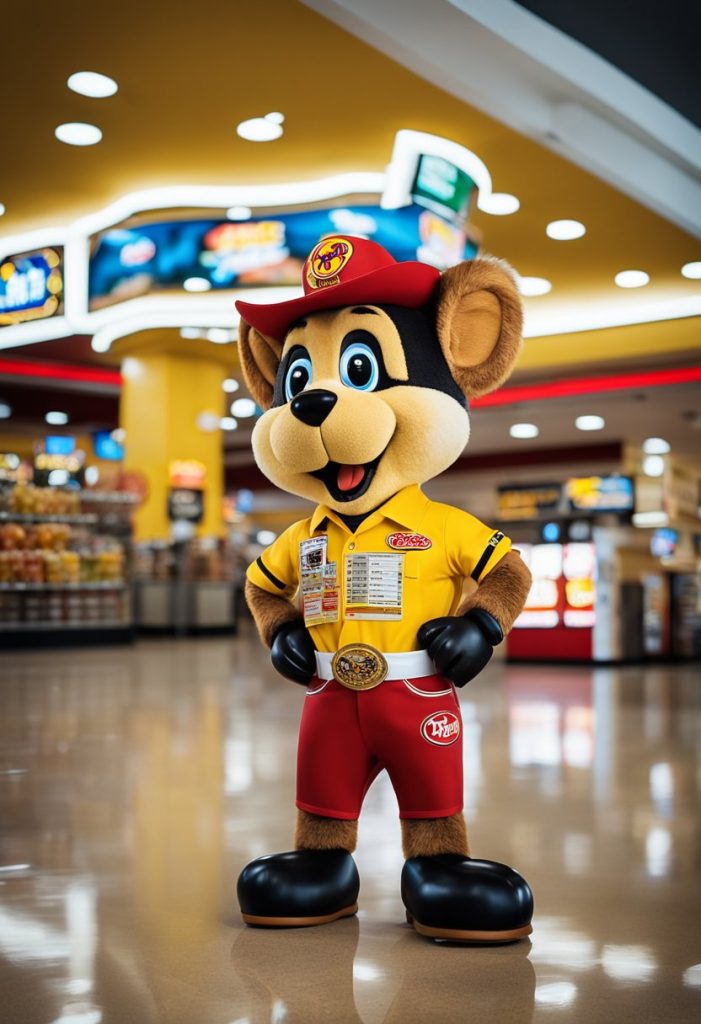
[271,303,467,409]
[376,304,467,408]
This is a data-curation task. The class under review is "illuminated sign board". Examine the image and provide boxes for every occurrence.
[0,247,64,326]
[88,205,478,310]
[411,154,475,222]
[169,460,206,489]
[566,475,634,513]
[497,483,563,520]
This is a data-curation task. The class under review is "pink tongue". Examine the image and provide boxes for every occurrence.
[337,464,366,492]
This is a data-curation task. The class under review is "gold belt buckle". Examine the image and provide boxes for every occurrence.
[331,643,388,691]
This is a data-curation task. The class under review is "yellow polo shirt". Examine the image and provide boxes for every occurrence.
[246,484,511,654]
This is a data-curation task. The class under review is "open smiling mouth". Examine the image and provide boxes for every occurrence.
[310,453,384,502]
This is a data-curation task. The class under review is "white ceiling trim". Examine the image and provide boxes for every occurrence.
[303,0,701,237]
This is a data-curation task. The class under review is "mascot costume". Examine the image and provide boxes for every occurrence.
[235,235,534,943]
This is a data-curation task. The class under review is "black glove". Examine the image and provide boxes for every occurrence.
[270,619,316,685]
[417,608,504,688]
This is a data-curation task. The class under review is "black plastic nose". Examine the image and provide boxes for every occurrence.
[290,389,338,427]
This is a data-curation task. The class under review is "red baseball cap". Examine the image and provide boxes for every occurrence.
[235,234,441,341]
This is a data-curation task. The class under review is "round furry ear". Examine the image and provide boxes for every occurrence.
[435,257,523,399]
[238,319,284,411]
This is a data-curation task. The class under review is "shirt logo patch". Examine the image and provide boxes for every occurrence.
[386,532,432,550]
[421,711,461,746]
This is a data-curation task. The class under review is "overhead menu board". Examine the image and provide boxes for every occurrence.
[0,247,64,326]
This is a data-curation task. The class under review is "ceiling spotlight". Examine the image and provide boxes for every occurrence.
[183,277,211,292]
[196,411,220,433]
[220,416,238,431]
[615,270,650,288]
[510,423,539,439]
[45,411,69,425]
[222,378,240,393]
[517,276,552,297]
[226,205,252,220]
[0,203,5,217]
[642,437,671,455]
[478,192,520,216]
[681,261,701,280]
[0,402,11,418]
[546,219,586,240]
[236,113,285,142]
[55,122,103,146]
[643,455,665,477]
[180,327,202,339]
[230,398,257,418]
[575,415,605,431]
[67,71,118,98]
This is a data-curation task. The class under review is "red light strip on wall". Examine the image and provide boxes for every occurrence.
[472,365,701,408]
[0,358,122,387]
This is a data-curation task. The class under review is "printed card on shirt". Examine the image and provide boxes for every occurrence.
[299,536,339,625]
[344,552,404,620]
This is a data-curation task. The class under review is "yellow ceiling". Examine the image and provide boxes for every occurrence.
[1,0,699,364]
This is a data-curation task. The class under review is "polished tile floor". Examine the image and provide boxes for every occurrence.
[1,628,700,1023]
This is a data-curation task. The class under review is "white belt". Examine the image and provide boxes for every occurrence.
[315,648,435,681]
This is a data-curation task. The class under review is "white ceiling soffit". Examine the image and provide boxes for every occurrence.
[302,0,701,238]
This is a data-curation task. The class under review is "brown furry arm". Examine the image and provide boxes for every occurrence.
[457,550,531,634]
[244,578,302,648]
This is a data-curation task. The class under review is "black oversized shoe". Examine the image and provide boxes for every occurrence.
[237,849,360,928]
[402,855,533,943]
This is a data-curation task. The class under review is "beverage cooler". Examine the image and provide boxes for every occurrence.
[506,542,596,661]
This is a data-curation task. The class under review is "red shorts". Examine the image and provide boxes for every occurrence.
[296,673,463,820]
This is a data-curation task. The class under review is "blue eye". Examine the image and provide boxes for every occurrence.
[284,356,313,402]
[340,342,379,391]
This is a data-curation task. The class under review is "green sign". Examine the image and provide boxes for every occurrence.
[411,155,475,220]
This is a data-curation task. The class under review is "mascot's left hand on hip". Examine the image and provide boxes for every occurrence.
[418,608,504,687]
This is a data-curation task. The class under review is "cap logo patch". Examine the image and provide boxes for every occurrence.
[386,532,432,550]
[421,711,461,746]
[306,237,354,290]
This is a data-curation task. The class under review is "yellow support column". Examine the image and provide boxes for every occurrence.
[116,331,228,541]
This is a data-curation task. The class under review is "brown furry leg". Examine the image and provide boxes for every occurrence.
[295,810,358,852]
[401,812,470,858]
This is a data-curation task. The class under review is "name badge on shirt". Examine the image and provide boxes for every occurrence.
[344,552,403,621]
[299,536,339,626]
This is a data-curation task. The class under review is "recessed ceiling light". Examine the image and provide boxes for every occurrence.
[67,71,118,98]
[226,205,252,220]
[220,416,238,431]
[45,411,69,425]
[517,276,552,297]
[55,122,102,146]
[575,414,605,431]
[643,454,665,477]
[642,437,670,455]
[180,327,202,339]
[546,219,586,240]
[615,270,650,288]
[681,261,701,280]
[222,378,240,393]
[196,411,220,433]
[0,402,11,418]
[231,398,257,418]
[183,277,211,292]
[510,423,539,439]
[236,113,285,142]
[0,203,5,217]
[478,192,520,215]
[206,328,234,344]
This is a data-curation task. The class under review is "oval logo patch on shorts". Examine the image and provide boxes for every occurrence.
[386,532,432,550]
[421,711,461,746]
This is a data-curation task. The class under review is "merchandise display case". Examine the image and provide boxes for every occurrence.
[0,484,137,647]
[133,537,240,635]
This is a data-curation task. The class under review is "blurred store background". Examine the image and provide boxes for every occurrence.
[0,0,699,659]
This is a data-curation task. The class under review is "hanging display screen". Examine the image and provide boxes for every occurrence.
[0,247,64,327]
[87,205,478,311]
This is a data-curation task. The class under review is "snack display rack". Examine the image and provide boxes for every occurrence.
[0,484,138,648]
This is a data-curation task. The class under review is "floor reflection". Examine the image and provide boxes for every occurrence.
[0,631,700,1022]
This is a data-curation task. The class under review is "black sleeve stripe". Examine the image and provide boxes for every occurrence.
[471,531,506,581]
[256,556,286,591]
